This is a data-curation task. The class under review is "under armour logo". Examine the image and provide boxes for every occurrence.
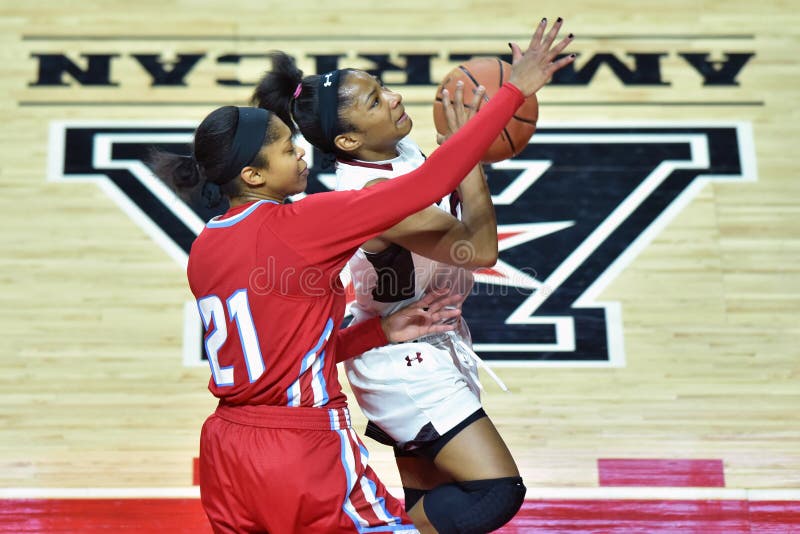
[405,353,423,366]
[323,73,333,87]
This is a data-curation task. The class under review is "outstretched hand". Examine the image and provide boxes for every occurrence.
[380,290,463,343]
[508,17,575,96]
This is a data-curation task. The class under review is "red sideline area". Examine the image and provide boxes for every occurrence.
[598,458,726,487]
[1,499,799,533]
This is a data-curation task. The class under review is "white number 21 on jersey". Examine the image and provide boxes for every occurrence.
[197,289,265,386]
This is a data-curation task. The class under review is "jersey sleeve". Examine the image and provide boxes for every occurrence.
[333,317,388,363]
[280,82,525,271]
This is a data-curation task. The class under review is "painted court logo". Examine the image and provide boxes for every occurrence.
[47,122,756,366]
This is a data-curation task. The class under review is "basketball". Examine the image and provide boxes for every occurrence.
[433,57,539,163]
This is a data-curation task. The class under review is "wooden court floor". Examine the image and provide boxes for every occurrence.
[0,0,798,531]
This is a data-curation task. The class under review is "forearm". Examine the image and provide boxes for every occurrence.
[455,164,498,266]
[334,317,388,363]
[288,83,524,266]
[406,83,522,212]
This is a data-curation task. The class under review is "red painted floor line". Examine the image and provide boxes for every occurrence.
[502,499,751,533]
[598,458,726,487]
[750,501,800,533]
[0,498,212,533]
[1,498,799,533]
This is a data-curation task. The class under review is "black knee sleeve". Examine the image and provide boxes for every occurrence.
[423,476,526,534]
[403,487,427,512]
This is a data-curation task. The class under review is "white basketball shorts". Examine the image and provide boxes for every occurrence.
[343,332,482,450]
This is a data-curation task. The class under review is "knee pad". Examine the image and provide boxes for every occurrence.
[423,476,526,534]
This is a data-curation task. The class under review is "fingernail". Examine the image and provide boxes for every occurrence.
[507,42,512,49]
[570,53,576,58]
[557,16,563,23]
[541,17,547,24]
[568,33,574,38]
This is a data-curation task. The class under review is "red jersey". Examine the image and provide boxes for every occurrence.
[186,82,525,409]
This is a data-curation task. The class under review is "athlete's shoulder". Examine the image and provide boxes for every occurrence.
[335,136,425,192]
[334,160,391,191]
[204,199,278,230]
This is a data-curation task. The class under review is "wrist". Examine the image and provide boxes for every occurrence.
[380,316,395,344]
[501,81,526,102]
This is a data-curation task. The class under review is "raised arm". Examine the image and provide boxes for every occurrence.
[361,81,498,269]
[283,19,575,268]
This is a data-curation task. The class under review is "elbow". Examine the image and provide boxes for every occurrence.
[476,241,499,268]
[454,242,498,269]
[472,251,498,268]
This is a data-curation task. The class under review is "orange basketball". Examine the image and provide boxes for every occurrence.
[433,57,538,163]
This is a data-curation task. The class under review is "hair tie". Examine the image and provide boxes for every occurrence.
[293,83,302,99]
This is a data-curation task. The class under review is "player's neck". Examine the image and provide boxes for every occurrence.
[230,192,285,207]
[352,145,399,162]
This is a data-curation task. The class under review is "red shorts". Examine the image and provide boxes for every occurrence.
[199,403,418,533]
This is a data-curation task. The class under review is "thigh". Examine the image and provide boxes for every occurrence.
[432,416,520,482]
[200,414,264,533]
[200,414,414,533]
[333,428,417,533]
[395,454,454,490]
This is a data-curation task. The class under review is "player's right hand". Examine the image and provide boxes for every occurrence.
[436,80,487,145]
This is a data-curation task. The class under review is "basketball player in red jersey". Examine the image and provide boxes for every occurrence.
[252,18,574,533]
[154,19,574,534]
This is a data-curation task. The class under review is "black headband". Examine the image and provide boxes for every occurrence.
[317,70,342,153]
[218,107,271,183]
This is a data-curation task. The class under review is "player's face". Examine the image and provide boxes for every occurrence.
[339,70,413,158]
[259,118,309,197]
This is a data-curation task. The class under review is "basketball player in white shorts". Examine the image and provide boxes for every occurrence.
[337,136,500,450]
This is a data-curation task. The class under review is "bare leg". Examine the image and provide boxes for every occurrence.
[396,455,454,489]
[406,416,519,531]
[407,495,437,534]
[399,455,450,533]
[432,416,519,481]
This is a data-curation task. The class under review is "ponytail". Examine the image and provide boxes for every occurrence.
[251,51,304,133]
[252,51,356,163]
[150,152,203,191]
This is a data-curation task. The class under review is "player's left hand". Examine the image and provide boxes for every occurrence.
[381,290,462,343]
